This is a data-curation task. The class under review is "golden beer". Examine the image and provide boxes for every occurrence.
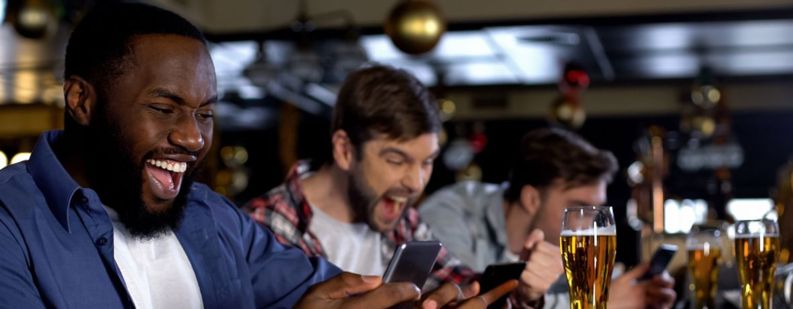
[688,245,721,309]
[735,236,779,309]
[561,234,617,309]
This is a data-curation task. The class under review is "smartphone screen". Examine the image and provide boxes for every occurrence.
[639,243,678,281]
[382,240,443,288]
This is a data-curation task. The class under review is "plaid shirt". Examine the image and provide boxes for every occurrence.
[243,162,476,288]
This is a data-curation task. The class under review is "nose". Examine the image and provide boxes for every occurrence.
[169,114,205,153]
[401,164,426,194]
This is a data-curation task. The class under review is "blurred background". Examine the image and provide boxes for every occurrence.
[2,0,793,304]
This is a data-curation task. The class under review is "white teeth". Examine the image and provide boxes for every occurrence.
[388,195,408,203]
[146,159,187,173]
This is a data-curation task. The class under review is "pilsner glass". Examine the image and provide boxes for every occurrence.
[561,206,617,309]
[734,219,780,309]
[687,224,723,309]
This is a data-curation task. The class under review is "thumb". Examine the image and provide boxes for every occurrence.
[521,229,545,260]
[318,272,383,299]
[523,229,545,250]
[461,281,480,298]
[620,263,650,281]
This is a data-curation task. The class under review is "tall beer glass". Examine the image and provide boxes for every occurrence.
[734,219,780,309]
[561,206,617,309]
[687,224,723,309]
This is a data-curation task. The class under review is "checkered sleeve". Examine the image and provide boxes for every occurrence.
[243,186,307,252]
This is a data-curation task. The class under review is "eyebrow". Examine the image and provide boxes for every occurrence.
[426,149,441,161]
[379,147,441,162]
[570,199,602,207]
[147,88,217,107]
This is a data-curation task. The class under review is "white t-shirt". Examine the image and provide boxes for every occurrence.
[308,204,386,276]
[104,206,204,309]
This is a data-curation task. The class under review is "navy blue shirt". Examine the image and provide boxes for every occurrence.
[0,131,341,308]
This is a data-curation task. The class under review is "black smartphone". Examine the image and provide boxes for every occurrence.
[638,243,678,281]
[382,241,443,309]
[479,262,525,309]
[383,240,443,287]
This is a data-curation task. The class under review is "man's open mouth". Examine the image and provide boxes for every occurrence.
[379,194,408,223]
[144,158,187,200]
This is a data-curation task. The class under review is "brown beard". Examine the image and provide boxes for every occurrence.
[346,163,414,232]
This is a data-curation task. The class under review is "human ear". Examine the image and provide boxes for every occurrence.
[63,76,97,126]
[519,185,541,217]
[332,130,355,171]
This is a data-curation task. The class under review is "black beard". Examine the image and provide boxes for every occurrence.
[84,104,194,239]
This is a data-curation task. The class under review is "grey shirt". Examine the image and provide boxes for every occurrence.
[420,181,569,309]
[419,181,512,272]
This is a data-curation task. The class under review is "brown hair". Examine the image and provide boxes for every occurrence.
[504,127,618,202]
[331,65,441,157]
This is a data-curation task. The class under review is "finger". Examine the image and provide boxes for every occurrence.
[315,272,383,299]
[526,253,563,271]
[522,267,559,292]
[650,271,675,288]
[523,229,545,250]
[475,280,519,305]
[461,281,480,298]
[533,241,560,254]
[646,286,677,305]
[343,282,421,308]
[620,263,650,281]
[525,248,564,275]
[520,230,545,260]
[422,282,462,308]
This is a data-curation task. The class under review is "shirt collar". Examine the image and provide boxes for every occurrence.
[28,130,81,231]
[285,160,314,219]
[485,185,509,248]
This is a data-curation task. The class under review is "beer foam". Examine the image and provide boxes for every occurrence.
[686,243,722,251]
[560,227,616,237]
[733,233,779,239]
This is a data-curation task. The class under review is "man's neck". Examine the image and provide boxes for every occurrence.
[301,164,355,223]
[54,132,92,189]
[502,199,533,255]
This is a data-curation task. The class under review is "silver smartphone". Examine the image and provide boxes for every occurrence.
[382,240,443,288]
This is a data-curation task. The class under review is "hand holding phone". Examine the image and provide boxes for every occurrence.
[479,262,526,309]
[638,244,678,281]
[382,241,443,287]
[383,241,443,309]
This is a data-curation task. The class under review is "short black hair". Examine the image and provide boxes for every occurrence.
[64,1,206,90]
[331,65,441,157]
[504,128,618,202]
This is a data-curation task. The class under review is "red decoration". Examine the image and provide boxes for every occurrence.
[470,133,488,153]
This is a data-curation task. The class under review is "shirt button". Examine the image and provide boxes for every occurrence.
[96,237,108,246]
[80,196,89,204]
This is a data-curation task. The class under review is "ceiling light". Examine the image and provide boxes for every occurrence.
[12,0,56,39]
[0,151,7,169]
[385,0,446,55]
[243,41,279,88]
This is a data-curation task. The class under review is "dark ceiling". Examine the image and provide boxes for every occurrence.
[5,8,793,106]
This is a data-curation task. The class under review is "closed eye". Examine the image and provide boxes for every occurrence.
[386,158,405,166]
[149,104,174,114]
[197,111,214,119]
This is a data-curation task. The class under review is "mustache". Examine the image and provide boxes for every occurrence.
[381,188,419,203]
[143,147,202,173]
[147,147,200,158]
